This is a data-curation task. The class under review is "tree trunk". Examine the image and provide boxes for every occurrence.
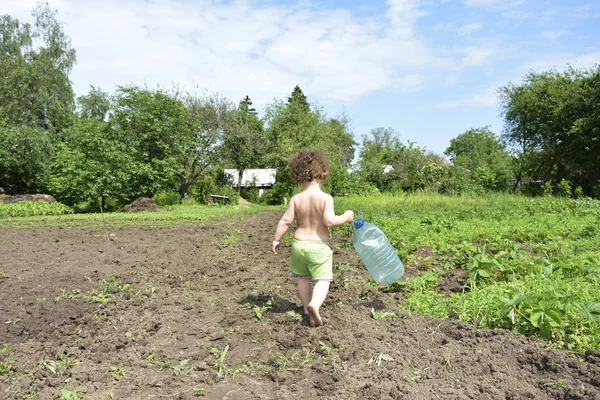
[237,170,243,195]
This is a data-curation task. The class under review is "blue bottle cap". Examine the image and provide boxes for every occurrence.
[353,218,365,228]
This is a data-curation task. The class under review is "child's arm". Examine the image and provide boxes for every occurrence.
[272,199,295,254]
[322,195,354,228]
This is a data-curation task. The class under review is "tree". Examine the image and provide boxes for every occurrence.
[264,86,355,202]
[222,96,265,194]
[49,117,138,210]
[77,86,111,121]
[110,85,189,197]
[499,66,600,194]
[0,124,52,193]
[287,85,309,112]
[445,127,513,191]
[0,3,76,131]
[177,90,232,200]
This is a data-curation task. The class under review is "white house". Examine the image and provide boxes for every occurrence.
[224,168,277,196]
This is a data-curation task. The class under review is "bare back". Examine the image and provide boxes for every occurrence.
[291,186,330,242]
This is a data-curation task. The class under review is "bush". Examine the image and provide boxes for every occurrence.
[0,201,73,218]
[574,186,585,199]
[154,190,181,207]
[543,181,553,197]
[557,179,571,198]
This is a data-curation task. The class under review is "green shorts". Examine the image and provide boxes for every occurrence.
[290,239,333,282]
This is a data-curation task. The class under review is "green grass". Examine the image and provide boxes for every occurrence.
[336,193,600,353]
[1,203,273,228]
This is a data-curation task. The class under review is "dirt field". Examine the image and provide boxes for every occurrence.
[1,211,599,400]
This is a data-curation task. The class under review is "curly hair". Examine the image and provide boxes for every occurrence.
[289,149,329,184]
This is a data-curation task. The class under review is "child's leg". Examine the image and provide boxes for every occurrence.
[297,276,312,315]
[307,280,330,327]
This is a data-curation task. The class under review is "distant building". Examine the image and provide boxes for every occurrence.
[224,168,277,196]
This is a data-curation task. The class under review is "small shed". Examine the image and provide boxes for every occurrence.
[224,168,276,196]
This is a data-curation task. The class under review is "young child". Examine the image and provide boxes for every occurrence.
[272,150,354,327]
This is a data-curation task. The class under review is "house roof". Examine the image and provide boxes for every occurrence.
[224,169,277,187]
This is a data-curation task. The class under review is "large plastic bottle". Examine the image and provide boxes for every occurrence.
[353,218,404,285]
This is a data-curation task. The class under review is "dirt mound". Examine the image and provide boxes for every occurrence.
[118,197,162,212]
[0,194,56,204]
[1,211,599,399]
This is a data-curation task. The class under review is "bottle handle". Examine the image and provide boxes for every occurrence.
[352,209,365,228]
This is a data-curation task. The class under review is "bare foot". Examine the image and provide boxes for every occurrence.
[307,304,322,327]
[303,307,309,316]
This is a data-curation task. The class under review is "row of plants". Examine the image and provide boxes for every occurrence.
[335,193,600,352]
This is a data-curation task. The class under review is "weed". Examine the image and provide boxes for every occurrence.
[286,310,303,321]
[2,343,11,352]
[0,359,14,375]
[370,308,396,320]
[210,345,230,376]
[146,353,171,369]
[367,353,393,367]
[0,271,4,277]
[60,388,83,400]
[172,359,188,376]
[111,366,126,377]
[194,388,206,396]
[56,274,133,304]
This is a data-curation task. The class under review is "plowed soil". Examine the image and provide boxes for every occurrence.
[1,211,599,400]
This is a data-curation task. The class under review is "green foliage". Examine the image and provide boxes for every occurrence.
[445,127,513,191]
[337,193,600,352]
[154,190,181,207]
[49,116,137,209]
[500,66,600,196]
[222,96,266,193]
[264,86,355,197]
[60,389,83,400]
[0,124,53,193]
[557,179,571,198]
[0,4,76,131]
[0,201,72,218]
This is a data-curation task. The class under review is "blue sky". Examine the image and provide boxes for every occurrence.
[2,0,599,154]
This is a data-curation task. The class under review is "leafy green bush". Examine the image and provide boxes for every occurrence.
[154,190,181,207]
[557,179,571,197]
[543,181,553,197]
[0,201,73,217]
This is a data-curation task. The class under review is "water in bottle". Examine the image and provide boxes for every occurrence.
[353,218,404,285]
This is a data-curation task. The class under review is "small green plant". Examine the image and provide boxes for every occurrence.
[0,271,5,277]
[146,353,171,369]
[194,388,206,397]
[60,388,83,400]
[172,359,188,376]
[0,359,15,375]
[111,366,126,377]
[210,345,230,376]
[367,353,393,367]
[286,310,303,321]
[2,343,11,352]
[370,308,396,320]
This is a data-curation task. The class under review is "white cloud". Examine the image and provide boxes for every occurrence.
[0,0,445,107]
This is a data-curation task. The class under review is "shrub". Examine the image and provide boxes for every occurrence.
[543,181,553,197]
[573,186,585,199]
[557,179,571,198]
[154,190,181,207]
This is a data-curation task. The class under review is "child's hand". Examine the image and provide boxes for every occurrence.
[344,210,354,223]
[272,240,280,255]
